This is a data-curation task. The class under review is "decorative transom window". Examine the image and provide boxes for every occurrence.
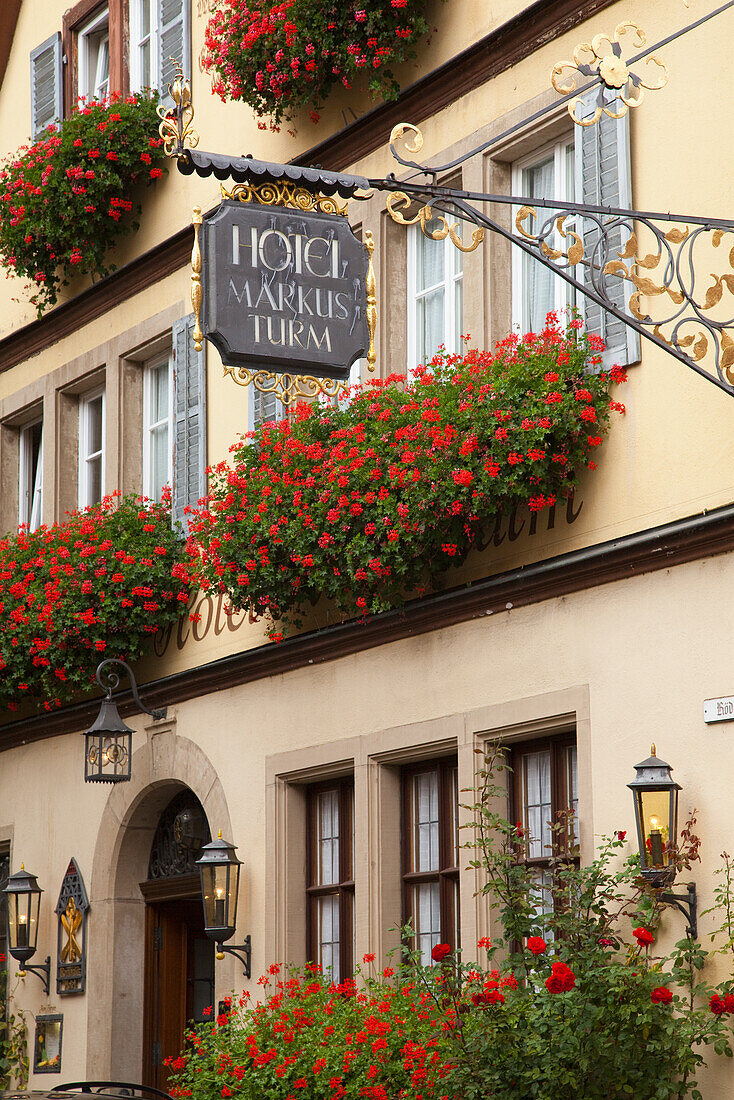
[510,734,579,936]
[407,220,463,374]
[402,758,459,965]
[306,779,354,984]
[78,7,110,102]
[143,356,173,502]
[19,418,43,532]
[78,387,105,509]
[512,138,576,335]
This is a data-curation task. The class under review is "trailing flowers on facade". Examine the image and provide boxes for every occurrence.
[187,319,626,640]
[0,492,190,712]
[0,93,166,315]
[203,0,433,124]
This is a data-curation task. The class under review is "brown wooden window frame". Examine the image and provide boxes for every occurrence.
[509,733,579,926]
[306,777,354,983]
[62,0,129,117]
[401,756,460,959]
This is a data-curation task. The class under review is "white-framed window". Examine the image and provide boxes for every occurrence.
[18,419,43,532]
[143,356,173,502]
[407,218,463,375]
[130,0,157,92]
[78,7,110,102]
[79,388,105,509]
[512,137,576,335]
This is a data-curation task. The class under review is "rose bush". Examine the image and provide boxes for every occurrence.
[0,93,166,314]
[203,0,433,124]
[167,747,734,1100]
[187,318,625,640]
[0,491,191,712]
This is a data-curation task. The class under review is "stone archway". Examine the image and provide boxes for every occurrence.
[85,727,235,1080]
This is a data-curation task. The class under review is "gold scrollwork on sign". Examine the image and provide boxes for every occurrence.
[551,23,668,126]
[191,206,204,353]
[222,366,350,407]
[61,897,82,964]
[386,192,484,253]
[389,122,424,154]
[157,60,200,156]
[220,182,349,215]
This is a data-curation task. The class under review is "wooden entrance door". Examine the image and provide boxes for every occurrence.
[143,894,215,1092]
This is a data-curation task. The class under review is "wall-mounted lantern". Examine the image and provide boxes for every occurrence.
[628,744,697,937]
[3,865,50,994]
[83,658,167,783]
[196,832,251,978]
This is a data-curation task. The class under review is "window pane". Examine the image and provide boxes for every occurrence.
[140,0,151,36]
[522,157,555,333]
[523,750,552,859]
[317,894,340,983]
[528,868,555,939]
[417,225,445,291]
[87,455,102,506]
[88,396,103,455]
[317,790,340,886]
[454,277,463,354]
[567,745,579,846]
[411,881,441,965]
[151,425,169,499]
[152,363,169,422]
[412,770,439,872]
[417,289,445,365]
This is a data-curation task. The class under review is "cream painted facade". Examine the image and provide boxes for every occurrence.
[1,0,734,1094]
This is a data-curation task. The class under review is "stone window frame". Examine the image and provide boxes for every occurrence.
[265,685,590,970]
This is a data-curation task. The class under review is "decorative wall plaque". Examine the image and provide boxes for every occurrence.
[200,200,370,379]
[34,1014,63,1073]
[55,858,89,995]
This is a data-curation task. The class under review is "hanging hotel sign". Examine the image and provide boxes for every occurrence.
[195,198,371,381]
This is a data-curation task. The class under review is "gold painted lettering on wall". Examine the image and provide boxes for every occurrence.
[153,593,256,657]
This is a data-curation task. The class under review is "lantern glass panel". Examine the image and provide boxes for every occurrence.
[202,863,239,934]
[635,788,677,871]
[8,889,39,953]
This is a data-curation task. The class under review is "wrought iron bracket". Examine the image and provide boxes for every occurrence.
[18,955,51,995]
[659,881,698,939]
[95,659,167,721]
[215,935,251,979]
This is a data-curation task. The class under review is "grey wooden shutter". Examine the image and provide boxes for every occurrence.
[251,386,282,429]
[30,33,63,137]
[158,0,190,104]
[172,313,206,532]
[574,91,640,368]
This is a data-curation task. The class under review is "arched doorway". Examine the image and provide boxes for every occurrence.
[141,790,215,1092]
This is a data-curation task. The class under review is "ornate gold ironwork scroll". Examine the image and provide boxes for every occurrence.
[365,231,377,371]
[191,205,203,353]
[551,23,668,126]
[157,60,200,157]
[222,366,349,408]
[221,182,348,215]
[386,125,485,253]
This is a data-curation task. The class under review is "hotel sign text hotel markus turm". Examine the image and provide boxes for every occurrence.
[200,200,370,380]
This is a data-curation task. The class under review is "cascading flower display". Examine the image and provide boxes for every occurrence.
[0,491,191,712]
[0,93,166,315]
[187,318,626,640]
[202,0,433,124]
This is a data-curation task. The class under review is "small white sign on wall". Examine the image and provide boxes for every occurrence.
[703,696,734,723]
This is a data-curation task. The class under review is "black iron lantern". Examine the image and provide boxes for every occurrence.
[3,865,50,993]
[83,659,166,783]
[628,743,680,885]
[196,831,251,977]
[628,744,697,937]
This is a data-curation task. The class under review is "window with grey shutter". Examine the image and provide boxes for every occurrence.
[30,33,63,138]
[172,313,206,532]
[158,0,190,104]
[574,91,640,368]
[251,385,284,430]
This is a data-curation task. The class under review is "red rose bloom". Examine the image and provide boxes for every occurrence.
[710,994,727,1015]
[545,961,575,994]
[527,936,547,955]
[651,986,673,1004]
[431,943,451,962]
[633,927,654,946]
